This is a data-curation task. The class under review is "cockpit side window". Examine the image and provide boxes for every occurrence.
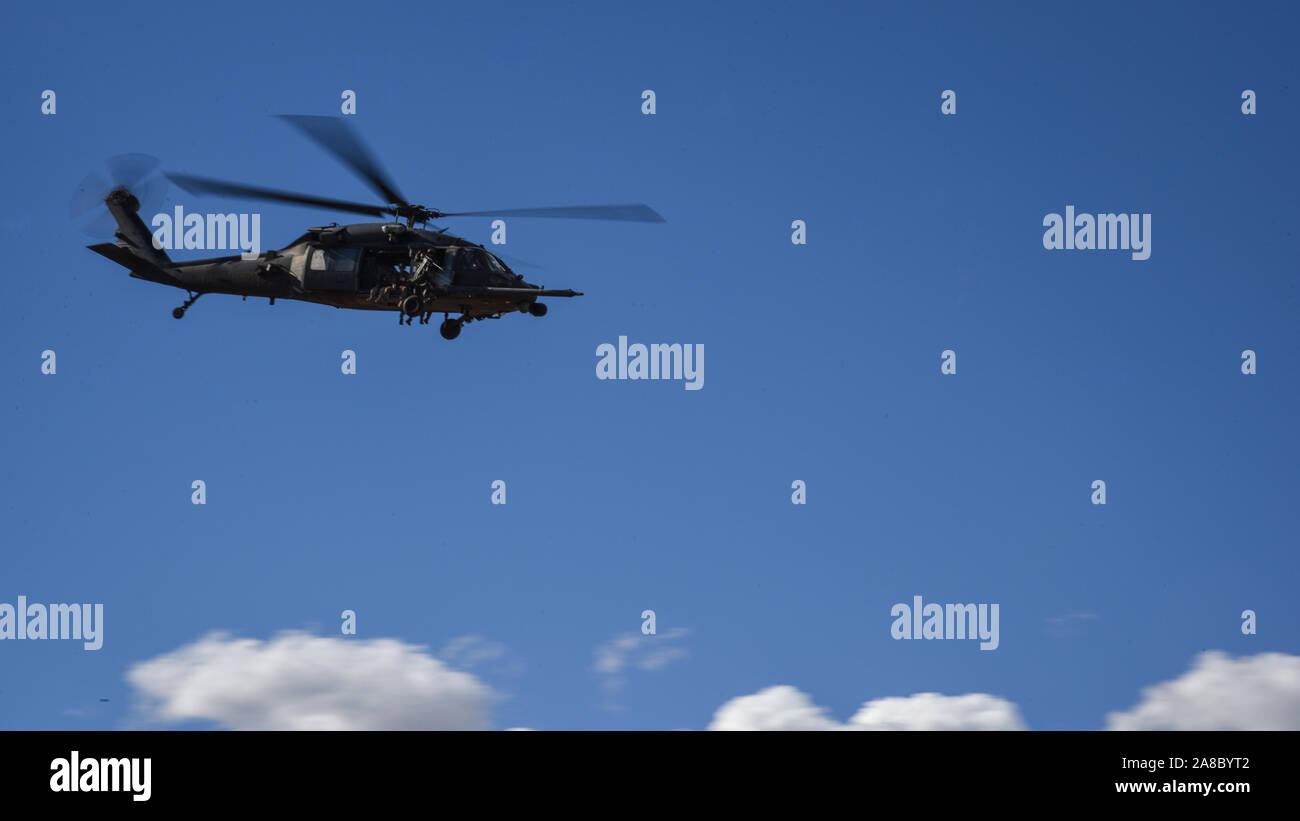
[451,248,507,274]
[309,246,360,272]
[453,248,483,272]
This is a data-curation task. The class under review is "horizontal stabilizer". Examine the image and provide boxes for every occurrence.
[88,243,184,288]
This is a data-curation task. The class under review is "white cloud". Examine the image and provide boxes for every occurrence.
[593,627,689,697]
[1045,612,1098,638]
[127,631,493,730]
[846,692,1027,730]
[440,634,525,677]
[442,634,507,667]
[709,686,841,730]
[709,686,1026,731]
[1106,651,1300,730]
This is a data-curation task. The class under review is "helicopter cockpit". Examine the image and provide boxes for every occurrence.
[451,247,508,274]
[445,246,516,285]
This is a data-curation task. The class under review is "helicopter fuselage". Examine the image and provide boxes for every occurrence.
[162,222,563,314]
[84,114,656,340]
[90,195,578,337]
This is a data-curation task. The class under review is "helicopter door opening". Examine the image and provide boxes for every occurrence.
[358,248,409,296]
[303,245,360,292]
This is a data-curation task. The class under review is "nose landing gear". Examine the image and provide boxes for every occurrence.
[439,317,462,340]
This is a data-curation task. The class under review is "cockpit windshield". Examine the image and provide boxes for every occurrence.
[453,247,508,274]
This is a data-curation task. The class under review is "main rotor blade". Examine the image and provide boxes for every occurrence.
[165,173,392,218]
[276,115,407,207]
[439,203,666,222]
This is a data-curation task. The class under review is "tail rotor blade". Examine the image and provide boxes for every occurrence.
[72,155,169,237]
[106,153,160,188]
[81,210,119,238]
[134,175,171,220]
[70,172,111,217]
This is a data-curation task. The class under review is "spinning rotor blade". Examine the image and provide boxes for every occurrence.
[438,203,666,222]
[70,172,112,217]
[81,210,121,237]
[131,174,171,214]
[166,117,666,229]
[71,154,165,217]
[106,153,160,187]
[276,115,407,207]
[165,173,392,218]
[71,154,169,237]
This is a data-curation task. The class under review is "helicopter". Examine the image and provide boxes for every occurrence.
[82,115,664,340]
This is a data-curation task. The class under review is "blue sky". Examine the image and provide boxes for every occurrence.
[1,0,1297,730]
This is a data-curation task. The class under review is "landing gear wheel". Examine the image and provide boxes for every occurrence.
[529,301,548,317]
[439,319,462,340]
[402,294,424,317]
[173,292,202,319]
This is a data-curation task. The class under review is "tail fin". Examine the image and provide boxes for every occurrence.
[102,187,172,267]
[88,187,183,287]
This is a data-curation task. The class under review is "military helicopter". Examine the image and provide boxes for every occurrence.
[82,116,664,340]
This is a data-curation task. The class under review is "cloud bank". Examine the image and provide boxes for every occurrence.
[1106,651,1300,730]
[709,686,1026,731]
[128,631,492,730]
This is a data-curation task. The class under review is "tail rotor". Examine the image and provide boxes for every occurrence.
[70,154,169,237]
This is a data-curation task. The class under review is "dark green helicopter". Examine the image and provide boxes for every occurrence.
[82,116,664,340]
